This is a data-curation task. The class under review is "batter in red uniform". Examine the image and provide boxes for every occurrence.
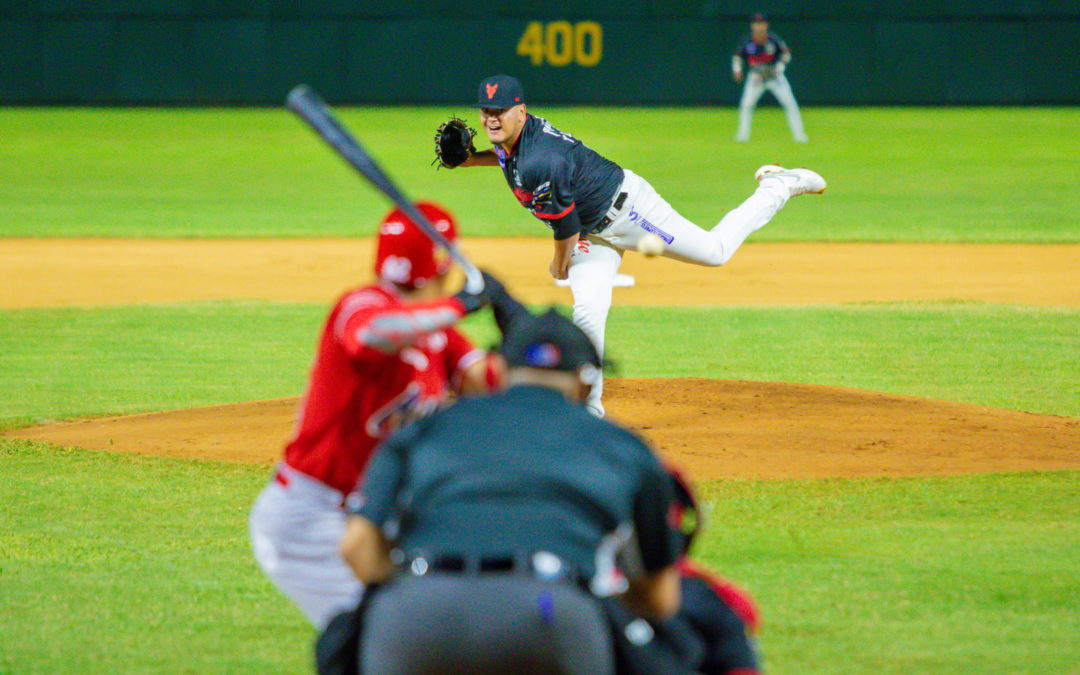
[249,202,500,629]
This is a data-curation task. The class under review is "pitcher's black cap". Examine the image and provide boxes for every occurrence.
[475,75,526,108]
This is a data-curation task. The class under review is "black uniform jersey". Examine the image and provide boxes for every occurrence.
[495,114,625,240]
[351,384,682,577]
[735,33,790,75]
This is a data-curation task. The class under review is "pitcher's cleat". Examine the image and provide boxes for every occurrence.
[755,164,827,196]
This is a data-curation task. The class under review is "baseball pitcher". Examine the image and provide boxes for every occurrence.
[433,75,825,418]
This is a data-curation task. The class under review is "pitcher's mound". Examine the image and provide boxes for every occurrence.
[6,379,1079,480]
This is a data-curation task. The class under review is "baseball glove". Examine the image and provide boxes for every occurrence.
[432,117,477,169]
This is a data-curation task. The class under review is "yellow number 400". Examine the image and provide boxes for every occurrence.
[516,21,603,67]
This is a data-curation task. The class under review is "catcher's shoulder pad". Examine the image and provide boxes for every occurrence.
[433,116,477,169]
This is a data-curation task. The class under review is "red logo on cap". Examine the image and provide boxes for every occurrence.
[486,83,498,99]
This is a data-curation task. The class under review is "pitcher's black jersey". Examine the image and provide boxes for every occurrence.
[494,115,624,240]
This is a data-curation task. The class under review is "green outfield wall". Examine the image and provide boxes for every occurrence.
[2,1,1077,105]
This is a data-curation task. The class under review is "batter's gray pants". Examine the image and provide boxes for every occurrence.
[360,574,614,675]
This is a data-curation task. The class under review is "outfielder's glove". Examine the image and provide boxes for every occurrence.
[432,117,477,169]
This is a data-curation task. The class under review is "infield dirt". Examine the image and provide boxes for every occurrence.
[4,238,1079,480]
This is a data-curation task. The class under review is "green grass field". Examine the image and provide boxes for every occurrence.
[3,301,1078,430]
[4,443,1078,674]
[2,106,1079,241]
[2,106,1079,673]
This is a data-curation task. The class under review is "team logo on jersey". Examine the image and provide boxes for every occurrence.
[574,239,591,255]
[512,181,552,213]
[365,381,439,439]
[512,187,535,205]
[533,181,552,206]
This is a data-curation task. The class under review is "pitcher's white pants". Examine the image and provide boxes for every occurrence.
[568,169,791,417]
[736,72,808,142]
[249,463,363,630]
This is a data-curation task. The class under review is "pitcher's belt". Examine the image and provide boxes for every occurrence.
[592,190,629,233]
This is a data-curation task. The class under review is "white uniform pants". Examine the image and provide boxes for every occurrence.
[569,169,792,416]
[249,462,363,630]
[736,72,807,142]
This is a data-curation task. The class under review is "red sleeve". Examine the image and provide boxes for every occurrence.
[334,290,467,360]
[444,327,486,390]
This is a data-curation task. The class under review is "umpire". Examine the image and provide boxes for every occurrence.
[338,307,685,674]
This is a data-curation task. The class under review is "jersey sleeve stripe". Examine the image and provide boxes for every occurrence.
[357,307,462,354]
[450,348,487,390]
[457,348,487,372]
[533,202,576,220]
[333,291,389,343]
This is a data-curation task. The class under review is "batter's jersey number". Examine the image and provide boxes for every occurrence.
[517,21,603,67]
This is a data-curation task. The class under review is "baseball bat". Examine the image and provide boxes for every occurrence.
[285,84,484,293]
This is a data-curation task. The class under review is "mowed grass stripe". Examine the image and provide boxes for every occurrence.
[3,300,1076,428]
[0,301,325,429]
[605,303,1080,418]
[2,441,1077,674]
[0,441,311,674]
[694,472,1080,675]
[2,107,1078,241]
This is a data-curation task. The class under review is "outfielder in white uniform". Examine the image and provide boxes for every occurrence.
[732,13,809,143]
[456,75,826,418]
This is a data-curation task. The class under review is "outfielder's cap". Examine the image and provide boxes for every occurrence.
[751,12,767,22]
[374,201,457,288]
[501,309,601,381]
[475,75,525,108]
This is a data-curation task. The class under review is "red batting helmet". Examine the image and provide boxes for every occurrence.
[374,202,457,288]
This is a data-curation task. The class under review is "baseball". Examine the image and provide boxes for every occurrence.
[637,233,665,257]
